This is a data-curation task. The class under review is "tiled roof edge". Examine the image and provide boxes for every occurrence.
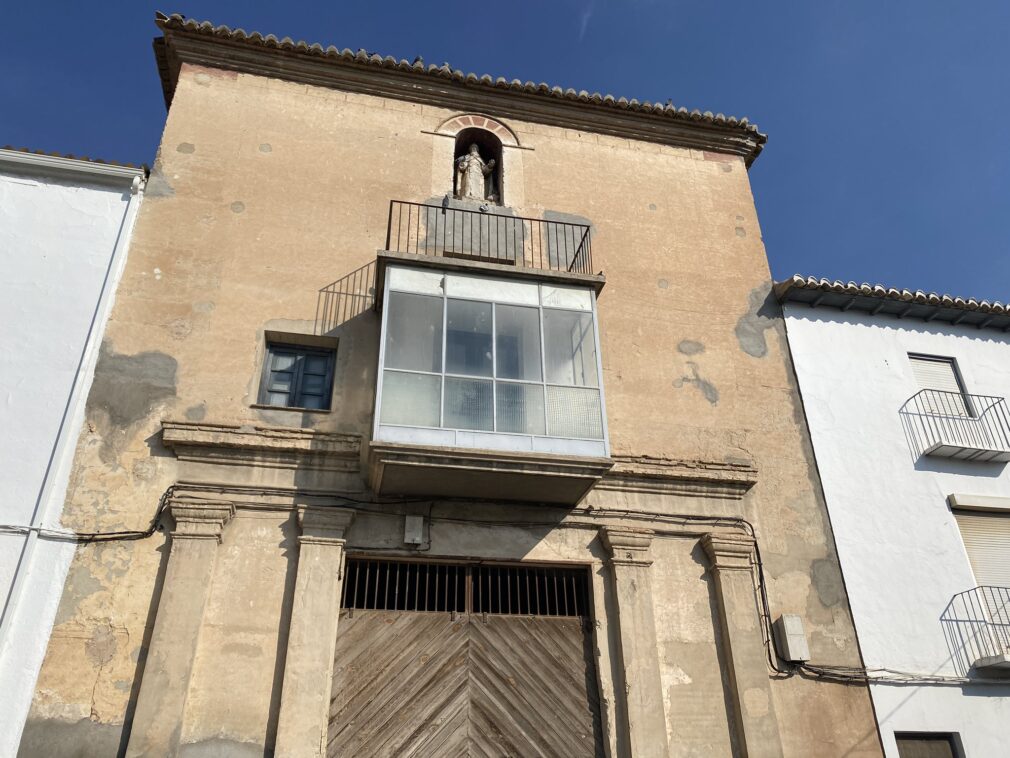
[154,12,767,164]
[1,145,147,172]
[775,275,1010,328]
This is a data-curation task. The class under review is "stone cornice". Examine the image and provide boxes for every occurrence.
[599,526,655,567]
[162,420,360,473]
[701,533,756,572]
[168,499,235,542]
[156,25,765,165]
[597,455,758,500]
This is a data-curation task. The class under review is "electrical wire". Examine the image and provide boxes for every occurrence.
[5,484,1003,685]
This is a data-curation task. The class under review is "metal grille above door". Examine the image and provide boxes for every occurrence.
[330,559,604,757]
[341,559,591,617]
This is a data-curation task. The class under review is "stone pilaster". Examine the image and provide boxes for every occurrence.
[599,527,670,758]
[701,533,784,758]
[274,506,355,758]
[125,500,234,757]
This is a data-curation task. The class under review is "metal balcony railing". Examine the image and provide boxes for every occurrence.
[942,586,1010,674]
[385,200,594,275]
[898,389,1010,462]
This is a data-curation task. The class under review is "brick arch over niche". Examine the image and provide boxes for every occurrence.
[436,114,520,147]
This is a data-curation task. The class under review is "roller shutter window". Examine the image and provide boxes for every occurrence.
[894,733,958,758]
[908,354,970,417]
[953,509,1010,588]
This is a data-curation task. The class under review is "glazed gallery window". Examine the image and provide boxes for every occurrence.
[375,266,608,457]
[259,343,335,410]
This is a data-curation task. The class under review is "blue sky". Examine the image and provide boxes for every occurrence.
[3,1,1008,299]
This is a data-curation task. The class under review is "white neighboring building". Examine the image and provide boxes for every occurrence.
[0,148,145,753]
[778,275,1010,758]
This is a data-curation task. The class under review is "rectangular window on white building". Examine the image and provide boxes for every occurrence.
[375,266,608,457]
[894,733,960,758]
[908,354,971,417]
[953,509,1010,587]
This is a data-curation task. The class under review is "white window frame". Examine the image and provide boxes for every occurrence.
[374,265,610,458]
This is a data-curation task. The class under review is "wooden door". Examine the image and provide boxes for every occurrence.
[328,609,604,757]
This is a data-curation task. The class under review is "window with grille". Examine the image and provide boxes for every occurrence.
[375,265,608,457]
[341,559,592,618]
[258,342,335,410]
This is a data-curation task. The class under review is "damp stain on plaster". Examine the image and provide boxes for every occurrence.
[53,563,105,626]
[86,341,178,464]
[18,717,124,758]
[132,459,157,482]
[185,402,207,421]
[168,318,193,340]
[84,625,118,667]
[145,166,175,198]
[810,558,845,608]
[734,283,780,358]
[673,361,719,405]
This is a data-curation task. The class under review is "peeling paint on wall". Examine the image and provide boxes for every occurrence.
[673,361,719,405]
[144,166,175,199]
[85,342,177,463]
[735,284,779,358]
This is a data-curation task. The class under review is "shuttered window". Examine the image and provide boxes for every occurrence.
[953,510,1010,587]
[908,354,970,416]
[895,733,958,758]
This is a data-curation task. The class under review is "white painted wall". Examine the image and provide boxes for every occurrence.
[0,152,144,754]
[783,303,1010,757]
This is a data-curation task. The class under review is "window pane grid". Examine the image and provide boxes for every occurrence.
[260,343,335,410]
[381,276,603,441]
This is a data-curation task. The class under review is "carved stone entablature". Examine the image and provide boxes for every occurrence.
[168,499,235,542]
[368,440,614,505]
[701,533,756,572]
[162,420,361,473]
[599,526,655,567]
[297,505,354,546]
[597,454,757,500]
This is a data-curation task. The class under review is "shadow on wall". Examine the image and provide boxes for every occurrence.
[940,585,1010,677]
[315,262,376,335]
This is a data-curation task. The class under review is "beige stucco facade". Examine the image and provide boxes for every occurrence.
[20,16,882,757]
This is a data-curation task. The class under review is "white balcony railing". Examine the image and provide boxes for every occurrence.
[899,389,1010,463]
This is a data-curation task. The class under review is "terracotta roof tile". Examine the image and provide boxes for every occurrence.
[775,274,1009,331]
[154,12,765,145]
[1,145,146,171]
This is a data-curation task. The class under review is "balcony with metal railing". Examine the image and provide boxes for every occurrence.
[899,389,1010,463]
[385,200,594,275]
[941,585,1010,675]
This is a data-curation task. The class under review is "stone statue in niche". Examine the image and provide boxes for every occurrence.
[455,144,496,202]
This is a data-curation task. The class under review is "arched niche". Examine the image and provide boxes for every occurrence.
[453,127,503,204]
[437,114,520,148]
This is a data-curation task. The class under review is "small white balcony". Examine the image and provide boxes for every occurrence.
[899,390,1010,463]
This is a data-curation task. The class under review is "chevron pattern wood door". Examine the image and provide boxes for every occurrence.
[328,609,604,757]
